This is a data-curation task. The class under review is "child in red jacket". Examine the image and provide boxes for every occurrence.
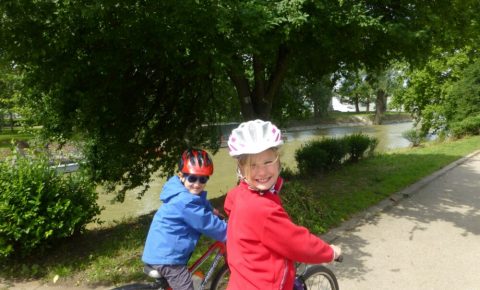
[224,119,342,290]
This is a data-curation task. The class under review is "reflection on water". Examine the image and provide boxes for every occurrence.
[284,121,413,152]
[96,122,414,225]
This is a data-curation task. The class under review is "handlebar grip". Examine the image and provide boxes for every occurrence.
[335,254,343,263]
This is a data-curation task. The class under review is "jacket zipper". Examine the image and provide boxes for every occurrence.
[279,259,288,290]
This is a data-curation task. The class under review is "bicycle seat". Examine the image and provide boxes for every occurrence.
[143,264,162,279]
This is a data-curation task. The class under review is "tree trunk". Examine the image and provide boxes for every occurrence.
[229,45,289,121]
[228,68,255,120]
[374,89,387,125]
[9,112,14,131]
[354,93,360,113]
[313,99,322,118]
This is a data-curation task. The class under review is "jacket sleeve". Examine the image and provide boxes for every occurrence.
[224,190,234,217]
[182,197,227,242]
[260,203,334,264]
[200,191,214,212]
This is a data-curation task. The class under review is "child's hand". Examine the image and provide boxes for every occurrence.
[213,208,226,219]
[330,244,342,262]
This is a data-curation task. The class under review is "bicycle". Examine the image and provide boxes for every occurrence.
[209,255,343,290]
[112,241,227,290]
[113,241,341,290]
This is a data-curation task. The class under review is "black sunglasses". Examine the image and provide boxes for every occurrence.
[184,174,209,184]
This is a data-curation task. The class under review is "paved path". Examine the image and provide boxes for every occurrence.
[322,150,480,290]
[2,150,480,290]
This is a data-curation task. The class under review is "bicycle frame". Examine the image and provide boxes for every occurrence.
[144,241,226,290]
[188,241,226,290]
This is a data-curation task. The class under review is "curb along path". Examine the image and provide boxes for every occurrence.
[324,150,480,289]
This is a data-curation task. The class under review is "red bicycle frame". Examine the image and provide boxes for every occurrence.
[188,241,227,289]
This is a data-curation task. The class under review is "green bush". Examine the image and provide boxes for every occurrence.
[295,136,353,174]
[450,115,480,138]
[295,134,378,174]
[281,181,328,234]
[0,154,101,259]
[295,142,328,175]
[402,129,426,147]
[316,137,349,169]
[344,133,378,162]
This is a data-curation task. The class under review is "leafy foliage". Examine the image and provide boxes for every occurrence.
[344,133,378,162]
[402,129,426,147]
[281,181,329,234]
[273,75,334,126]
[295,141,329,175]
[450,115,480,138]
[444,59,480,123]
[1,0,477,198]
[0,0,228,199]
[316,137,349,169]
[0,153,101,259]
[295,134,378,174]
[393,48,480,135]
[335,68,374,112]
[0,61,22,131]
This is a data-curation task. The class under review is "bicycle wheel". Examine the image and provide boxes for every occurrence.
[209,264,230,290]
[299,265,339,290]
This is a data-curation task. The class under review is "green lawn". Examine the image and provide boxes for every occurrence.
[0,129,34,148]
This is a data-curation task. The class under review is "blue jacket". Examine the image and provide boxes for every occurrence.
[142,175,227,265]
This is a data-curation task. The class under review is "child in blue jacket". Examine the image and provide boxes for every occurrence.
[142,149,227,290]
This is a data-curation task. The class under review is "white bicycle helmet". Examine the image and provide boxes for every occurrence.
[228,119,283,157]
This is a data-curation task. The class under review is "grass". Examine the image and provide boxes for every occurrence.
[0,129,33,147]
[285,136,480,232]
[1,135,479,288]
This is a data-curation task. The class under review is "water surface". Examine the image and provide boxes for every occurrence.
[96,122,414,225]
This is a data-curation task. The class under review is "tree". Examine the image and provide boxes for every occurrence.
[272,77,313,126]
[306,75,335,119]
[445,58,480,123]
[1,0,228,200]
[366,65,404,124]
[0,0,477,197]
[335,68,373,113]
[219,0,478,120]
[393,47,479,134]
[0,61,21,131]
[273,74,334,126]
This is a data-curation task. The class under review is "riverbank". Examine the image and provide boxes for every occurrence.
[284,112,412,132]
[1,134,478,290]
[0,112,412,159]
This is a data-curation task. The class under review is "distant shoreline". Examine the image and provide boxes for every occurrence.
[284,113,412,132]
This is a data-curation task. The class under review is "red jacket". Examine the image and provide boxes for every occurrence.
[224,178,334,290]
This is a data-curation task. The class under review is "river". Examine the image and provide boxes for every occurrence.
[95,121,414,225]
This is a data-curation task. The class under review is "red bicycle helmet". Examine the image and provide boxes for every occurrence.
[178,149,214,176]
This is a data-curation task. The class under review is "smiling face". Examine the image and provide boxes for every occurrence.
[180,174,208,195]
[239,148,281,191]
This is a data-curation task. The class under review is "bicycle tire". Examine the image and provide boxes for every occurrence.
[299,264,339,290]
[209,264,230,290]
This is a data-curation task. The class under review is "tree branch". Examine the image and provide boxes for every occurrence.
[227,58,254,120]
[266,44,290,104]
